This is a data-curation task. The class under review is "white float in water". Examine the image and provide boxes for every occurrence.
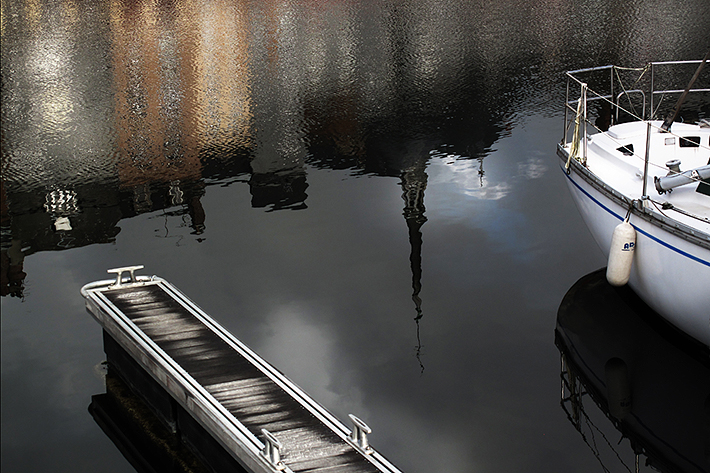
[606,219,636,286]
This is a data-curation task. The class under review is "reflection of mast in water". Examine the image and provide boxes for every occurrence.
[400,165,427,373]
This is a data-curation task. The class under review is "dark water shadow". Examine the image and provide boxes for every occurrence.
[555,269,710,473]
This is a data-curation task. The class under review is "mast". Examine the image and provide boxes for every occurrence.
[660,50,710,132]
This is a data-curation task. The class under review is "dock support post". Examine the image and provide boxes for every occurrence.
[261,429,285,470]
[348,414,373,453]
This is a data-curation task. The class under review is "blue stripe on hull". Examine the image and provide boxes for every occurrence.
[561,165,710,268]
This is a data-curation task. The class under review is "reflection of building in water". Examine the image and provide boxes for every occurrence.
[0,0,120,296]
[399,150,429,372]
[1,180,26,298]
[109,2,202,189]
[1,0,524,296]
[249,171,308,211]
[109,0,307,212]
[1,0,118,191]
[118,179,207,235]
[401,166,427,318]
[0,240,26,298]
[0,181,124,298]
[556,269,710,473]
[245,1,310,211]
[107,0,256,227]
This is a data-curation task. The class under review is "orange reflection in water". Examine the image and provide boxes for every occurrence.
[109,0,253,189]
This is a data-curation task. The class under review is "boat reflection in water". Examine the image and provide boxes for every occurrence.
[555,269,710,473]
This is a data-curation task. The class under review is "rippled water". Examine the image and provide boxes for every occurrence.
[2,1,709,472]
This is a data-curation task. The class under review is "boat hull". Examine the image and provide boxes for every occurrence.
[558,155,710,346]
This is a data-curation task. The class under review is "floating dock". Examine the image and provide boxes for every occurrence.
[82,266,401,473]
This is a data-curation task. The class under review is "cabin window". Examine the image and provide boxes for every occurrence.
[664,137,675,145]
[679,136,700,148]
[617,144,634,156]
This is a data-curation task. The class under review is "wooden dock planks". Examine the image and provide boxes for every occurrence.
[83,270,399,473]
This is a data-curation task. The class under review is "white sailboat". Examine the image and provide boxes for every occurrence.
[557,58,710,347]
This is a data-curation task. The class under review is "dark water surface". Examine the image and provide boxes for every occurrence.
[2,1,709,472]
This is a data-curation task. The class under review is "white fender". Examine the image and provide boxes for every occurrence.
[606,220,636,286]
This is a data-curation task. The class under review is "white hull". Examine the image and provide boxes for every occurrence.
[559,159,710,346]
[558,61,710,347]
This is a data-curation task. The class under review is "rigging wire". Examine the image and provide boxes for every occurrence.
[565,66,710,187]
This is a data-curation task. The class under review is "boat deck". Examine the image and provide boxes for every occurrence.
[82,266,400,473]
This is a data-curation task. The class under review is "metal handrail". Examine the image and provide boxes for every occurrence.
[615,90,645,122]
[563,60,710,144]
[83,270,404,473]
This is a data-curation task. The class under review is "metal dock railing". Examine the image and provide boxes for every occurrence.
[82,265,402,473]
